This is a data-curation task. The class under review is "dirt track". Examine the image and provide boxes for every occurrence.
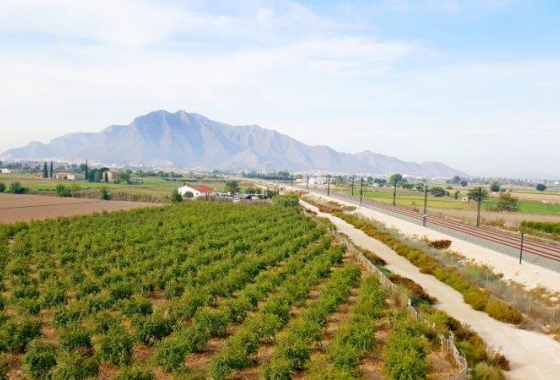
[301,200,560,380]
[0,193,158,223]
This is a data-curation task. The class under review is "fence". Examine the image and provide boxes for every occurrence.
[340,235,469,380]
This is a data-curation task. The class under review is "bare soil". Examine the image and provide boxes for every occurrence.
[0,193,158,223]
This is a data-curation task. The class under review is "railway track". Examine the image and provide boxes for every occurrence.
[296,185,560,263]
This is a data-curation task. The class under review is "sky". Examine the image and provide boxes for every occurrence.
[1,0,559,177]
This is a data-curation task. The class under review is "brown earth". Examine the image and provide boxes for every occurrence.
[0,193,159,223]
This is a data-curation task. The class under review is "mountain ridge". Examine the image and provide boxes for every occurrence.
[1,110,466,177]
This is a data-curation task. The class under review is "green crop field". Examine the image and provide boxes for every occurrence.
[0,173,231,202]
[340,187,560,215]
[0,200,465,379]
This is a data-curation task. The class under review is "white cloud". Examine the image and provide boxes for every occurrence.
[1,0,559,177]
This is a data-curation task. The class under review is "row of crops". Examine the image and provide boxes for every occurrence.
[1,200,457,379]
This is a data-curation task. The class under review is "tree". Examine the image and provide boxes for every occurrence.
[429,186,446,197]
[83,161,89,181]
[460,179,468,187]
[170,191,183,203]
[489,181,501,193]
[0,182,5,193]
[225,181,240,196]
[467,187,488,202]
[117,172,131,184]
[536,184,547,191]
[451,175,461,184]
[49,161,53,178]
[374,178,387,187]
[42,162,48,178]
[389,174,403,186]
[496,193,519,212]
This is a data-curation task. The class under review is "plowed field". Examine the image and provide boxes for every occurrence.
[0,193,156,223]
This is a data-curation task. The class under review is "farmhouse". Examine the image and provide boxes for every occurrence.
[55,172,82,181]
[0,169,12,174]
[178,185,217,198]
[309,176,327,185]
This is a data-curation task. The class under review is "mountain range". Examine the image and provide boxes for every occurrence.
[1,110,466,177]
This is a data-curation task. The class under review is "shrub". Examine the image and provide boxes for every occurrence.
[4,317,42,353]
[390,274,436,305]
[428,239,452,250]
[154,326,209,372]
[119,297,153,317]
[55,184,71,197]
[42,287,68,307]
[60,327,92,352]
[463,289,490,311]
[170,191,183,203]
[485,300,522,324]
[8,181,28,194]
[109,282,135,300]
[471,362,502,380]
[0,353,9,380]
[23,340,57,380]
[94,327,133,365]
[0,183,5,193]
[272,194,300,208]
[260,358,292,380]
[115,366,155,380]
[192,308,230,337]
[100,187,111,200]
[136,313,173,345]
[383,316,429,380]
[209,355,237,380]
[52,351,99,380]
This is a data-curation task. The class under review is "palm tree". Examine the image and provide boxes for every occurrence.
[225,180,240,196]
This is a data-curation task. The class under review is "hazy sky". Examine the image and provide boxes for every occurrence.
[1,0,559,177]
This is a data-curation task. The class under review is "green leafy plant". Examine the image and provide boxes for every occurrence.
[23,340,57,380]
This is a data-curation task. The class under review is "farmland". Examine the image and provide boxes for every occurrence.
[0,193,157,223]
[0,173,257,203]
[0,200,475,379]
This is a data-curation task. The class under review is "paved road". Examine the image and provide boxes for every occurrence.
[301,201,560,380]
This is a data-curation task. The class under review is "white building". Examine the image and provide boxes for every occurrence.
[178,185,217,198]
[309,176,327,185]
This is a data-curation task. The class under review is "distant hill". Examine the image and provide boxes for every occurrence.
[1,110,466,177]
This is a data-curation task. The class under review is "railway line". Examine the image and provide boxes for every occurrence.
[294,185,560,263]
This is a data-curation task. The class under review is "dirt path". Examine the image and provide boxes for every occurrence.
[301,201,560,380]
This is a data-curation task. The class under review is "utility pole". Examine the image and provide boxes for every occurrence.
[327,176,331,196]
[476,187,482,227]
[519,232,524,264]
[423,185,428,227]
[359,178,364,206]
[350,176,355,197]
[392,177,398,206]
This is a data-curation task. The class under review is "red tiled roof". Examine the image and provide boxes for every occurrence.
[191,185,216,193]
